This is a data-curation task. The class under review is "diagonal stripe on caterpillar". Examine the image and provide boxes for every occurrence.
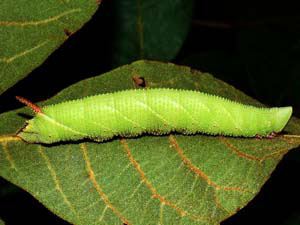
[16,88,292,144]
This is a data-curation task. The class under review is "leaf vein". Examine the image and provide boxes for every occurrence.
[38,146,81,222]
[1,141,17,171]
[219,137,261,161]
[120,138,210,222]
[0,8,81,26]
[0,41,48,63]
[80,144,130,225]
[169,135,251,193]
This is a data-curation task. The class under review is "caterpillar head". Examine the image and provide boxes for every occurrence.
[17,114,62,144]
[16,96,64,144]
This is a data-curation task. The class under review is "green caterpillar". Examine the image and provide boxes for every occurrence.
[16,88,292,144]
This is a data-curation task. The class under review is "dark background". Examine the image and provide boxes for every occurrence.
[1,0,300,224]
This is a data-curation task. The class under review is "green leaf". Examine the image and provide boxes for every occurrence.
[0,0,99,95]
[1,61,300,225]
[0,217,4,225]
[102,0,194,67]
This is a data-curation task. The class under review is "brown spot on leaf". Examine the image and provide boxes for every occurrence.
[190,68,202,74]
[132,76,146,88]
[64,28,72,37]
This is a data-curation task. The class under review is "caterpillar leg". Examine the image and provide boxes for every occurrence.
[266,132,277,139]
[255,132,277,139]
